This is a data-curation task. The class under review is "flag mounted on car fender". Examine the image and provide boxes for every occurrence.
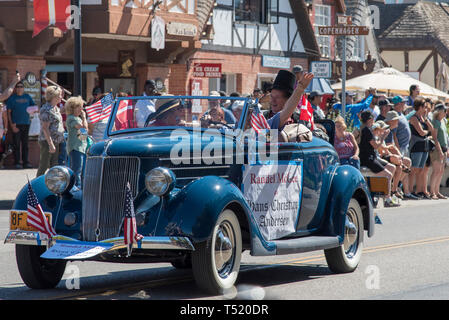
[33,0,71,37]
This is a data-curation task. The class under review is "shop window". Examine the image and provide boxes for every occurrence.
[234,0,279,24]
[314,4,331,58]
[209,73,236,94]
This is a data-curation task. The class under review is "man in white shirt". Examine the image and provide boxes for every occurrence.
[135,80,158,127]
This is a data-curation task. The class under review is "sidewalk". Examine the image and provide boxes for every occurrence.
[0,168,37,208]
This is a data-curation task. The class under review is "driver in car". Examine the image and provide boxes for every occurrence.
[145,96,187,127]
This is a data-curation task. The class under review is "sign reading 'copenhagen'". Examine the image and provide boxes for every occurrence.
[318,26,370,36]
[192,63,222,78]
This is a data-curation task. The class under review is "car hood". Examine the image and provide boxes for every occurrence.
[88,129,236,158]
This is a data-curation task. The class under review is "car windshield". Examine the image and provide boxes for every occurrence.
[107,96,254,135]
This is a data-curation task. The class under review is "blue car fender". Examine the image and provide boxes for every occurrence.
[157,176,274,253]
[323,164,374,241]
[11,176,83,239]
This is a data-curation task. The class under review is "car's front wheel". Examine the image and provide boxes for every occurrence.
[324,198,364,273]
[16,244,67,289]
[191,209,242,295]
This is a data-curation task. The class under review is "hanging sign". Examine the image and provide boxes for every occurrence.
[151,16,166,51]
[242,161,303,241]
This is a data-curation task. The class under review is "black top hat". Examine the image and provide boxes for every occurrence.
[272,70,296,96]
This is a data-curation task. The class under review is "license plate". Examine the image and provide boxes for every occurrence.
[10,210,52,232]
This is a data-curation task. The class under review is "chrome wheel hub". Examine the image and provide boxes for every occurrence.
[343,209,359,257]
[214,221,235,277]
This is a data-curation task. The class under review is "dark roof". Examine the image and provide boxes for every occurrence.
[369,2,414,37]
[196,0,215,33]
[376,1,449,62]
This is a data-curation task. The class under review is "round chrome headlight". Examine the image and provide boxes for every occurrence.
[145,167,176,197]
[45,166,74,195]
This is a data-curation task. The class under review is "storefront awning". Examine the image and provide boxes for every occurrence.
[45,64,99,73]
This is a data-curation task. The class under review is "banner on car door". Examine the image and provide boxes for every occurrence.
[242,161,303,241]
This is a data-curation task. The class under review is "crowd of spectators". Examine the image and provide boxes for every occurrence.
[329,85,449,206]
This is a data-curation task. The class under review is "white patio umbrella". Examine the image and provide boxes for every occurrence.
[331,67,449,100]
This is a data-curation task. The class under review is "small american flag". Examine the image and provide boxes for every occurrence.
[298,95,315,130]
[26,182,56,238]
[123,183,143,250]
[251,104,270,133]
[86,93,114,124]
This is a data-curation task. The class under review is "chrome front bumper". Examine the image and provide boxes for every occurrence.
[4,230,195,251]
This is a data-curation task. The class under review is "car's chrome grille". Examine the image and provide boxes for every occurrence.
[159,158,231,186]
[82,157,139,241]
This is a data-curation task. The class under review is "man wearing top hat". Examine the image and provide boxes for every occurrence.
[263,69,314,130]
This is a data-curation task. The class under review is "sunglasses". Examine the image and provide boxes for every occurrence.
[16,86,24,88]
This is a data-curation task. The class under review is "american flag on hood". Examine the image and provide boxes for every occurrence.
[298,95,315,130]
[86,93,114,124]
[251,104,270,133]
[123,183,143,255]
[26,181,56,238]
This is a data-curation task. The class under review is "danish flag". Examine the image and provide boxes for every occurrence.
[33,0,71,37]
[114,100,136,130]
[298,95,315,130]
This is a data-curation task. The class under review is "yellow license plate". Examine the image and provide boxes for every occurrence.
[10,210,52,232]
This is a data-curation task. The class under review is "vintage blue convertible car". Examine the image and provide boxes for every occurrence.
[5,96,375,294]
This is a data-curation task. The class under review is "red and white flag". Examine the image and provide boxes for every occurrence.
[33,0,71,37]
[26,182,56,238]
[251,105,270,133]
[298,95,315,130]
[114,100,135,130]
[85,93,114,124]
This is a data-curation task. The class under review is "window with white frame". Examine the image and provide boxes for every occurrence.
[350,36,365,62]
[314,5,331,58]
[209,73,236,94]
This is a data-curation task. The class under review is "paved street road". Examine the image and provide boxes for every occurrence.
[1,188,449,300]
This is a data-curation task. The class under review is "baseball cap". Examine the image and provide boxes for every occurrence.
[378,99,393,107]
[309,91,320,98]
[292,65,303,73]
[385,110,401,122]
[338,91,355,100]
[391,96,405,105]
[209,91,220,97]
